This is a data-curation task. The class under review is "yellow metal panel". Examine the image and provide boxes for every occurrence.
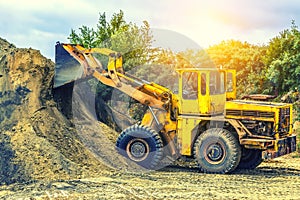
[210,94,226,114]
[177,117,183,153]
[180,99,200,114]
[226,100,280,112]
[141,111,155,127]
[198,72,210,114]
[177,117,201,156]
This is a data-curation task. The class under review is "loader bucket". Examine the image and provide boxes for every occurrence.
[54,43,84,88]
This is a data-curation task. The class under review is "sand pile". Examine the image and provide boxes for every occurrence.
[0,38,129,185]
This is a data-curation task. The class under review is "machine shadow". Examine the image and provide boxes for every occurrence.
[157,163,300,177]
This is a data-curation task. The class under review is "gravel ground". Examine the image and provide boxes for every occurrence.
[0,154,299,200]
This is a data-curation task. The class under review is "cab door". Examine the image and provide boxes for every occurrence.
[179,71,199,114]
[209,71,226,114]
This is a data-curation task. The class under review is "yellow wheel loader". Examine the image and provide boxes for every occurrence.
[54,42,296,173]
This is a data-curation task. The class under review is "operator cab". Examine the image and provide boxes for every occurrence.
[176,68,226,116]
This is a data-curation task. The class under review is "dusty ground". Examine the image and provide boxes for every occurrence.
[0,155,299,200]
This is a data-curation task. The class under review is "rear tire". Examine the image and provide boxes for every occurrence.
[116,124,163,169]
[193,128,241,174]
[237,148,262,169]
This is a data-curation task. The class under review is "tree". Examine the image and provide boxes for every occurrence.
[264,21,300,95]
[68,10,154,71]
[206,40,266,97]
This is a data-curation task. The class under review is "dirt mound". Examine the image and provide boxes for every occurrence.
[0,38,130,185]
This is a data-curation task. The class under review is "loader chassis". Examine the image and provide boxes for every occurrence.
[226,100,296,159]
[54,43,296,174]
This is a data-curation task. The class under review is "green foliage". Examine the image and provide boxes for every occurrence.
[176,49,215,69]
[69,26,97,48]
[264,21,300,95]
[111,21,155,70]
[69,11,125,48]
[68,10,154,71]
[295,102,300,121]
[206,40,267,97]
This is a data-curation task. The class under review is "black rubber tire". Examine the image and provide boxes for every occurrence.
[193,128,241,174]
[237,148,262,169]
[116,124,163,169]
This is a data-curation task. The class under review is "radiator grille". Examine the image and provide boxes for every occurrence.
[226,109,275,118]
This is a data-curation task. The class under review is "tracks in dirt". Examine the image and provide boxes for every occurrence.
[160,162,300,178]
[1,157,300,199]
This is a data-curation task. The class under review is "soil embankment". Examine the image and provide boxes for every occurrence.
[0,38,128,185]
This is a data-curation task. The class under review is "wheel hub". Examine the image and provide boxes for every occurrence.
[126,138,149,162]
[207,144,224,162]
[130,141,146,158]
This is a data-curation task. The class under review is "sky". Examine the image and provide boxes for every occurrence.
[0,0,299,61]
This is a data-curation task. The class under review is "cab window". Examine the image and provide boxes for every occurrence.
[209,71,225,94]
[182,72,198,99]
[201,73,206,95]
[227,72,233,92]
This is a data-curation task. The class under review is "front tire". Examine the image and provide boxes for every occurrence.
[116,124,163,169]
[193,128,241,174]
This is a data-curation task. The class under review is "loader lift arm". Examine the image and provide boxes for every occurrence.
[54,43,177,116]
